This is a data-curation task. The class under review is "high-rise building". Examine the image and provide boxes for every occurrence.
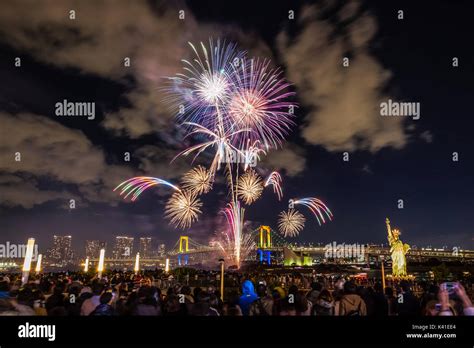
[85,240,107,259]
[157,244,166,257]
[139,237,152,258]
[47,235,73,266]
[113,236,134,259]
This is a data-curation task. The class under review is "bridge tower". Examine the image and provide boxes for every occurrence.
[258,226,272,264]
[259,226,272,248]
[178,236,189,266]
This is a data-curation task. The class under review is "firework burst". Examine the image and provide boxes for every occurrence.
[264,171,283,200]
[291,197,333,225]
[221,201,245,267]
[181,165,212,195]
[212,228,256,266]
[114,177,180,202]
[167,39,244,133]
[165,190,202,229]
[237,168,263,205]
[229,58,296,150]
[278,209,306,237]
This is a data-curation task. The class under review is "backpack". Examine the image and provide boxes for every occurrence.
[254,299,269,316]
[345,300,362,316]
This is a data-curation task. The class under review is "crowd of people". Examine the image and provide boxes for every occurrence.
[0,270,473,316]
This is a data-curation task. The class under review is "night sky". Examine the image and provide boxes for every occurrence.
[0,0,473,256]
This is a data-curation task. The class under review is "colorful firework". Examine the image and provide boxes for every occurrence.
[165,190,203,229]
[221,201,244,268]
[173,122,249,174]
[291,197,333,226]
[228,58,296,150]
[264,171,283,200]
[167,39,244,133]
[242,139,267,170]
[181,165,212,195]
[114,177,180,202]
[278,209,306,237]
[212,228,256,266]
[237,168,263,205]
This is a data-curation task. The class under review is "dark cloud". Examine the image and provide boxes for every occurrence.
[278,3,408,152]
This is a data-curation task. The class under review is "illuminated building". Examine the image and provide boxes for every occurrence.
[85,240,107,259]
[47,235,73,267]
[139,237,152,258]
[157,244,166,257]
[113,236,134,259]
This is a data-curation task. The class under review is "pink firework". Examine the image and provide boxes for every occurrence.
[114,177,180,202]
[264,171,283,200]
[228,58,296,150]
[291,197,333,226]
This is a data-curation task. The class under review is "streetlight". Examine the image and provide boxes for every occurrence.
[380,255,386,290]
[219,258,225,301]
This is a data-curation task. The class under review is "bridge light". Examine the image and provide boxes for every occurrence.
[165,258,170,273]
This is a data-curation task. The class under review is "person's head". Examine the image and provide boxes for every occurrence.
[53,283,65,295]
[92,281,105,296]
[197,292,210,304]
[256,284,267,298]
[17,287,34,306]
[0,281,9,292]
[100,292,113,305]
[318,289,333,303]
[374,282,383,293]
[272,287,285,300]
[343,281,357,295]
[181,285,191,296]
[400,280,412,293]
[278,298,296,316]
[137,285,151,299]
[241,280,255,296]
[68,285,81,297]
[288,285,299,296]
[311,282,322,292]
[209,294,219,308]
[193,286,202,299]
[294,294,309,314]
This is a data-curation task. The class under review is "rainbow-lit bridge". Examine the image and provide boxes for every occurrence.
[89,226,474,268]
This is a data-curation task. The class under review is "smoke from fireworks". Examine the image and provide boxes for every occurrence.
[237,169,263,205]
[212,228,256,266]
[278,209,306,237]
[291,197,333,226]
[264,171,283,200]
[181,165,212,195]
[114,177,180,201]
[165,190,203,229]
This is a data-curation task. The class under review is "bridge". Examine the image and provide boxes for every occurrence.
[88,225,474,268]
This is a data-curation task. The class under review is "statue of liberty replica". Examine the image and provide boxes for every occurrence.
[385,218,410,277]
